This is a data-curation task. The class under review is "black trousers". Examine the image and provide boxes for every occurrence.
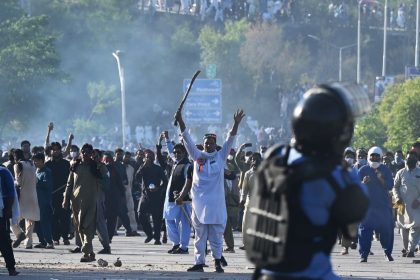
[52,198,71,241]
[106,195,132,240]
[138,197,163,240]
[0,217,16,271]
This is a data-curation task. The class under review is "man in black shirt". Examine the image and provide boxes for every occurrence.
[163,143,192,254]
[102,154,136,239]
[45,142,71,245]
[136,149,167,244]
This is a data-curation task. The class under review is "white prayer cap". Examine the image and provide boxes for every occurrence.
[368,146,383,158]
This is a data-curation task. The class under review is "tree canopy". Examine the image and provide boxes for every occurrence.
[0,0,418,147]
[240,23,310,93]
[0,1,62,136]
[380,79,420,151]
[353,78,420,152]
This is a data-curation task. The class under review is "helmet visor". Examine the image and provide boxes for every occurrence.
[329,82,371,119]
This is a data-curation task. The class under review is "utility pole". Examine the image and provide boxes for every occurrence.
[112,50,127,148]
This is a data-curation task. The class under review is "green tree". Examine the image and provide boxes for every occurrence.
[240,23,310,94]
[73,81,119,138]
[198,20,253,112]
[0,2,62,136]
[353,106,387,149]
[353,78,420,152]
[381,78,420,151]
[378,83,403,128]
[199,20,249,68]
[171,23,198,55]
[0,0,22,22]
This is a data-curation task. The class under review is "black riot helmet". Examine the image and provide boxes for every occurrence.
[292,83,370,162]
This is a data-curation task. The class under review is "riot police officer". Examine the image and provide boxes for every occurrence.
[245,83,370,280]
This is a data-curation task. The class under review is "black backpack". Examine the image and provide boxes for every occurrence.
[244,144,369,269]
[244,144,293,268]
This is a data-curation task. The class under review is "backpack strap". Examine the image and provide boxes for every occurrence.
[257,145,292,196]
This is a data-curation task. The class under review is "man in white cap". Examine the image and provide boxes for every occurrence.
[174,108,245,273]
[358,146,394,262]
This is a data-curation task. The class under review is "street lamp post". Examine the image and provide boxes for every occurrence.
[339,47,343,82]
[112,50,127,148]
[382,0,388,76]
[416,0,420,67]
[308,35,356,82]
[358,0,388,81]
[357,0,361,83]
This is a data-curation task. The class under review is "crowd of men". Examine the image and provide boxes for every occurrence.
[0,107,420,277]
[136,0,419,30]
[0,109,252,275]
[339,143,420,262]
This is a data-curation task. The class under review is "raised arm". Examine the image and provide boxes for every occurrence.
[229,109,245,137]
[174,109,201,160]
[219,109,245,160]
[162,130,176,162]
[163,131,174,153]
[44,122,54,148]
[63,133,74,158]
[235,143,251,172]
[156,133,167,169]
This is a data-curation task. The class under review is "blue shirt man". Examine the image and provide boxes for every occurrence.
[0,166,19,275]
[357,146,394,262]
[0,166,17,207]
[248,83,371,280]
[260,149,367,280]
[33,152,54,247]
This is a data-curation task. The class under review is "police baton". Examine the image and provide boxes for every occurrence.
[180,202,193,227]
[52,183,67,195]
[174,191,192,227]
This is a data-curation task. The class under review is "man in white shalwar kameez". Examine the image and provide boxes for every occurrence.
[393,151,420,257]
[174,108,245,273]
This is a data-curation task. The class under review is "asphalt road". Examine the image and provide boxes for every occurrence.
[0,229,419,279]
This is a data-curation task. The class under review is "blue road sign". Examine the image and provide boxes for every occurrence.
[405,66,420,79]
[182,79,222,124]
